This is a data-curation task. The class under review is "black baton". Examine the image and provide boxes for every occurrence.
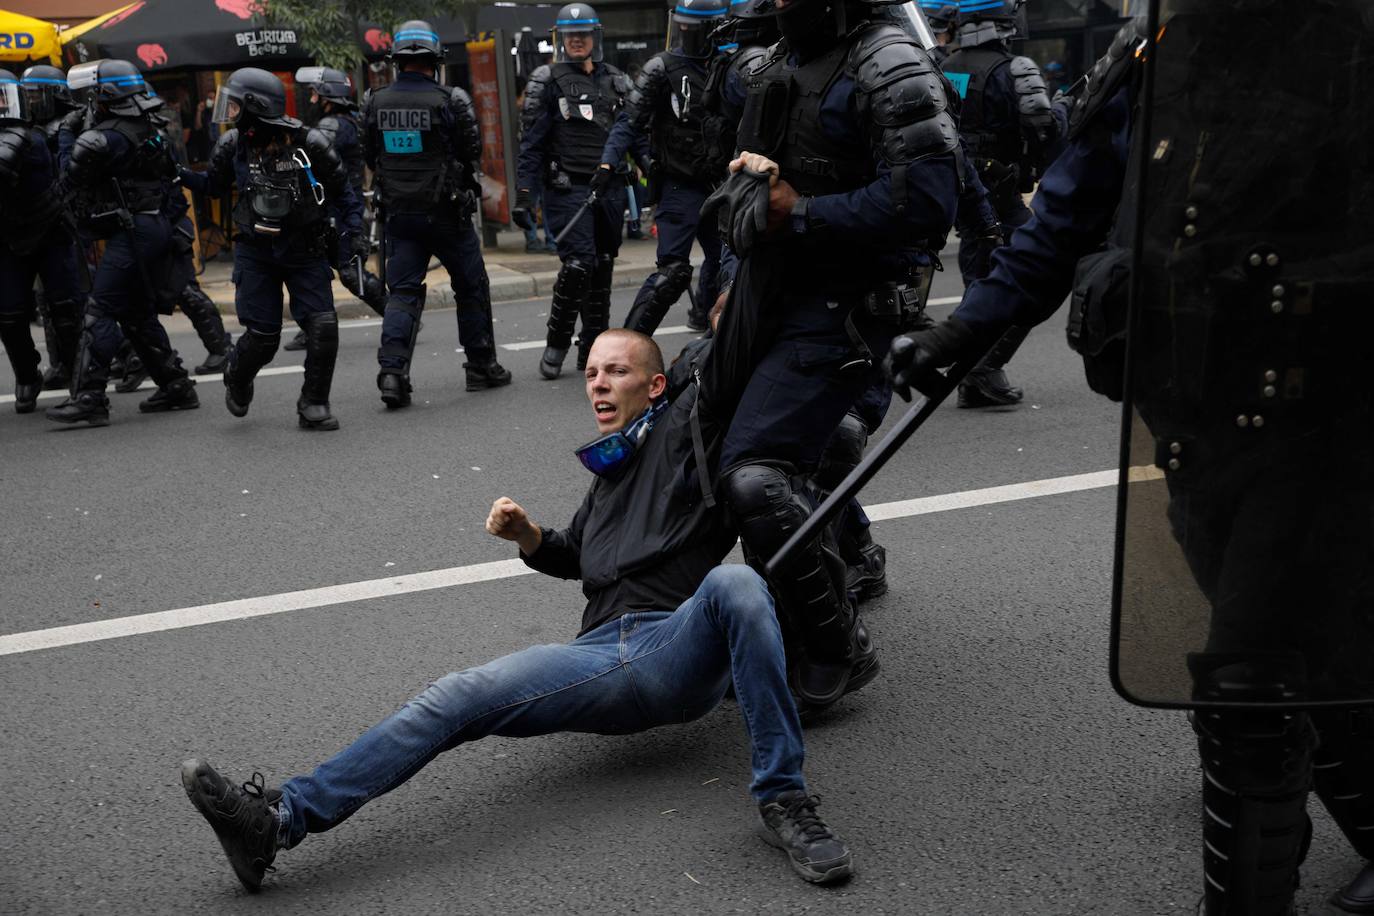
[554,189,599,246]
[764,354,986,578]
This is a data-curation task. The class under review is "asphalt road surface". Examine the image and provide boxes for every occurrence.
[0,274,1361,914]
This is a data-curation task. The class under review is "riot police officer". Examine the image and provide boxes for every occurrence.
[514,3,644,379]
[45,60,198,427]
[180,67,361,430]
[939,0,1057,408]
[0,69,84,414]
[366,21,511,408]
[597,0,731,336]
[19,64,84,391]
[887,6,1374,911]
[701,0,961,710]
[284,65,385,354]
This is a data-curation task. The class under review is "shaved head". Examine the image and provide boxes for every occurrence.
[592,328,664,377]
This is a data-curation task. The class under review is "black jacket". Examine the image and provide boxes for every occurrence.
[522,383,737,635]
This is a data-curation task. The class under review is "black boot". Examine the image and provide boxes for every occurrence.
[464,356,512,391]
[180,282,232,375]
[1333,863,1374,913]
[1314,710,1374,913]
[845,540,888,603]
[378,370,411,409]
[41,363,69,390]
[223,328,280,418]
[757,791,853,885]
[180,759,282,893]
[542,259,591,380]
[957,326,1029,408]
[283,329,307,351]
[297,313,340,430]
[114,349,148,393]
[45,391,110,426]
[138,377,199,413]
[14,379,41,414]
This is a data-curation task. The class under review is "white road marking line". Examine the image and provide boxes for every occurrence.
[927,296,962,306]
[0,365,305,405]
[0,466,1163,658]
[501,325,696,352]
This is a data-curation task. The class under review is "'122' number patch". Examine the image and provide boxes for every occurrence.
[384,130,422,153]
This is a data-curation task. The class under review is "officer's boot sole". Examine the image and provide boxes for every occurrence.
[297,406,340,431]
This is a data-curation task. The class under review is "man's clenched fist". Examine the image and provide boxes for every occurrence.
[486,497,542,555]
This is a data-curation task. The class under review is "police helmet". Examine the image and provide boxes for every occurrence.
[295,66,356,107]
[392,20,443,62]
[918,0,959,30]
[714,0,779,47]
[0,70,26,125]
[669,0,730,59]
[955,0,1019,25]
[65,59,159,117]
[213,67,300,129]
[20,65,74,123]
[553,3,604,63]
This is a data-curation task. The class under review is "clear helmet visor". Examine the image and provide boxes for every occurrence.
[553,23,603,63]
[66,61,101,103]
[668,12,726,58]
[0,82,26,122]
[20,81,58,122]
[880,1,939,50]
[294,66,329,86]
[211,86,242,124]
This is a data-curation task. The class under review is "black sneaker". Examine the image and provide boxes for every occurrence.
[757,791,853,884]
[957,366,1023,408]
[464,360,513,391]
[180,759,282,893]
[283,330,307,352]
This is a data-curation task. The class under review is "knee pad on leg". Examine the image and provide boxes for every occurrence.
[549,259,592,346]
[624,260,692,334]
[237,325,281,373]
[814,411,868,494]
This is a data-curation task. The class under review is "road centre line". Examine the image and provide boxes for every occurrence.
[0,466,1162,658]
[0,366,304,406]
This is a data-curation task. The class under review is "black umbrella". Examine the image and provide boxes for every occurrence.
[64,0,313,72]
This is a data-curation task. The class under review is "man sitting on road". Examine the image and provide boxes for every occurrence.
[181,329,855,891]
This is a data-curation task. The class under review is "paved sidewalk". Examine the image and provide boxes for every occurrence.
[193,227,665,319]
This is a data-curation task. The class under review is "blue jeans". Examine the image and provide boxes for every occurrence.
[276,565,806,847]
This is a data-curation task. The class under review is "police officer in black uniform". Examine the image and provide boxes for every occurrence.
[19,64,85,391]
[514,4,645,379]
[45,60,198,427]
[180,67,361,430]
[939,0,1057,408]
[702,0,960,710]
[366,21,511,408]
[887,6,1374,911]
[283,65,386,354]
[597,0,731,336]
[0,69,84,414]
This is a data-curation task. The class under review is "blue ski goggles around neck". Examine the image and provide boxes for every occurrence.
[575,399,668,477]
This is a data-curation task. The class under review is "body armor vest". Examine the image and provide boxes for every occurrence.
[231,130,328,239]
[657,54,733,187]
[941,44,1019,167]
[371,81,455,215]
[91,115,174,215]
[548,63,622,178]
[736,40,874,198]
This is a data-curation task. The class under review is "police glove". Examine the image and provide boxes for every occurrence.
[511,188,535,231]
[349,232,371,259]
[589,165,613,197]
[885,316,982,402]
[699,166,771,258]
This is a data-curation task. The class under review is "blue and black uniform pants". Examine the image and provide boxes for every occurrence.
[0,225,85,385]
[543,180,626,355]
[72,214,188,395]
[623,178,721,335]
[379,209,497,375]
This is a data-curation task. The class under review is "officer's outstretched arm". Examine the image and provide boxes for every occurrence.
[182,128,238,196]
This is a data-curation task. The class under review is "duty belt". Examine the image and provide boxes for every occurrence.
[860,266,934,329]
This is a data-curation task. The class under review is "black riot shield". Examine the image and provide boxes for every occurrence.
[1109,0,1374,710]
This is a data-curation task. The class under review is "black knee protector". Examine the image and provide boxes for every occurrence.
[1313,708,1374,860]
[179,283,230,353]
[724,463,852,658]
[380,284,425,372]
[624,259,693,334]
[548,258,592,347]
[236,325,281,377]
[814,411,869,494]
[299,312,339,404]
[1190,658,1317,916]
